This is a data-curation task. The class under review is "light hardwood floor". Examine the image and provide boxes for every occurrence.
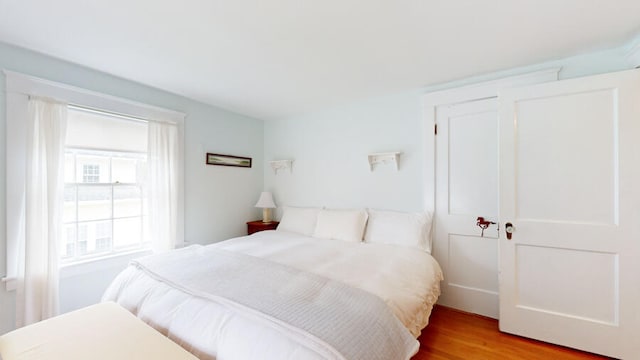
[414,306,612,360]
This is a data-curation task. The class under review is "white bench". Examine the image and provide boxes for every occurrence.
[0,302,198,360]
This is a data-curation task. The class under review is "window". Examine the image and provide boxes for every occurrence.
[82,164,100,183]
[4,71,184,292]
[61,107,149,263]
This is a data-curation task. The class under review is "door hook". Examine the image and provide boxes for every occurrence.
[476,217,496,237]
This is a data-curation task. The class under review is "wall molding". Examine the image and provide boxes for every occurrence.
[3,70,186,122]
[625,41,640,69]
[422,67,561,108]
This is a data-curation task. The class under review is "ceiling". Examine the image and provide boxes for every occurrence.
[1,1,639,120]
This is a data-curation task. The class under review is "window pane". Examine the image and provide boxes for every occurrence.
[82,164,100,183]
[61,225,76,259]
[112,158,138,183]
[114,217,141,249]
[63,185,77,223]
[77,220,112,257]
[78,224,88,256]
[94,220,113,254]
[114,186,142,218]
[77,186,112,221]
[76,155,110,183]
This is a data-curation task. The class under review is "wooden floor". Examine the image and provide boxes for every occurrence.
[414,306,611,360]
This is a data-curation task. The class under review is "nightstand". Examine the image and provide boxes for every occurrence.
[247,220,279,235]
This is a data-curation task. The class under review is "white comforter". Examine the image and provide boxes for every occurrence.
[103,230,443,360]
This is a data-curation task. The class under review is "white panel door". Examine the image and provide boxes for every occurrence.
[499,69,640,358]
[434,98,500,318]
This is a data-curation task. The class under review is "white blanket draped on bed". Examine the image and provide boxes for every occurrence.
[104,231,443,359]
[130,245,418,360]
[215,230,443,337]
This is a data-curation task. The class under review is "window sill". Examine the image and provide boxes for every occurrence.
[60,249,152,279]
[3,249,153,291]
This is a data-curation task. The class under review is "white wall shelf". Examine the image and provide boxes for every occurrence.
[270,159,293,174]
[368,152,401,171]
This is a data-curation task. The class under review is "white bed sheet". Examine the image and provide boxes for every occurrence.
[214,230,443,337]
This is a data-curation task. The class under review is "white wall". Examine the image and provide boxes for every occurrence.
[265,90,425,211]
[0,42,265,333]
[264,45,636,215]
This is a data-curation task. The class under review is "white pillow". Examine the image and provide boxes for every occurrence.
[364,209,433,252]
[313,209,368,242]
[277,206,321,236]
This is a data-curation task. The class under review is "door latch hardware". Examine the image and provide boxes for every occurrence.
[476,217,496,237]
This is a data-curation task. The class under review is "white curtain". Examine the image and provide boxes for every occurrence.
[16,97,67,327]
[147,121,179,252]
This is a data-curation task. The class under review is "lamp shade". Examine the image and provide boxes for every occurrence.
[254,192,276,208]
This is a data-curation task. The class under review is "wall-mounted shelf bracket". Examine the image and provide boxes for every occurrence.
[270,160,293,174]
[368,152,401,171]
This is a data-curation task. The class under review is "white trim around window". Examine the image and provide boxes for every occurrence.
[3,70,186,291]
[4,70,186,123]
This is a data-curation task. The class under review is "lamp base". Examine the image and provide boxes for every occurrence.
[262,208,272,223]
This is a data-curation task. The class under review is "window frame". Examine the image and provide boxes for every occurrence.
[4,70,185,291]
[63,145,149,264]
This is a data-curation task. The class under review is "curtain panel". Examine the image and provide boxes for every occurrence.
[147,121,179,253]
[16,97,67,326]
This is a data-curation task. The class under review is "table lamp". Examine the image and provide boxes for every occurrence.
[255,191,276,223]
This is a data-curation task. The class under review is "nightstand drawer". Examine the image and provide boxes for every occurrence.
[246,220,279,235]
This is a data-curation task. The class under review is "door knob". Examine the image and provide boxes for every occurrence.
[505,222,515,240]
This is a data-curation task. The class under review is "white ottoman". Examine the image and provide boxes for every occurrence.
[0,302,198,360]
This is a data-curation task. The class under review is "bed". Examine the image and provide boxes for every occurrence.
[103,208,443,360]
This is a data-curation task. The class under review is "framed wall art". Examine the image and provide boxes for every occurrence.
[206,153,252,168]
